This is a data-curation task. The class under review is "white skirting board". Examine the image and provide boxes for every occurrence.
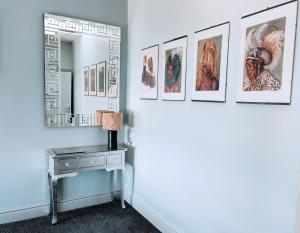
[132,194,180,233]
[0,204,49,225]
[0,191,121,225]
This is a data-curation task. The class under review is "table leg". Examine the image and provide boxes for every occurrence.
[112,170,117,201]
[50,178,58,224]
[121,168,126,209]
[48,173,53,216]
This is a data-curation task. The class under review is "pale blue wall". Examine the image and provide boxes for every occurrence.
[127,0,300,232]
[0,0,127,213]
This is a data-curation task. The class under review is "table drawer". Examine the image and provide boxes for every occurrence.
[106,154,122,167]
[79,156,105,168]
[55,158,77,171]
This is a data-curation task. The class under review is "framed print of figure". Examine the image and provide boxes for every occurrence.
[140,45,159,99]
[83,66,89,96]
[191,22,230,102]
[89,64,97,96]
[161,36,187,100]
[236,1,297,104]
[97,61,106,97]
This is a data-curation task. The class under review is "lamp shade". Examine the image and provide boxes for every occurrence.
[101,112,123,131]
[95,110,114,126]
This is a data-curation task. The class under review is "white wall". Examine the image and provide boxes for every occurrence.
[127,0,300,232]
[0,0,127,223]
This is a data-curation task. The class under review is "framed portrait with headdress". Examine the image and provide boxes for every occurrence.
[161,36,187,100]
[97,61,106,97]
[83,66,89,96]
[140,45,159,99]
[191,22,230,102]
[236,1,297,104]
[89,64,97,96]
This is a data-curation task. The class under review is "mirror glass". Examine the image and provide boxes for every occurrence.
[44,14,121,127]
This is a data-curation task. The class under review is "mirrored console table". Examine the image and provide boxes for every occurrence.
[47,145,127,224]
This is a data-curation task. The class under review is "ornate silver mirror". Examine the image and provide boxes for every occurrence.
[44,14,121,127]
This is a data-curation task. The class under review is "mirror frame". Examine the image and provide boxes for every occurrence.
[44,13,121,127]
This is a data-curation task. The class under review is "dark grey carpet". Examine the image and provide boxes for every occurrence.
[0,201,161,233]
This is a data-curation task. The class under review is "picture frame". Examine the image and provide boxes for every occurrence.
[97,61,106,97]
[83,66,89,96]
[89,64,97,96]
[236,1,297,104]
[108,64,119,98]
[140,45,159,100]
[161,36,187,101]
[191,22,230,102]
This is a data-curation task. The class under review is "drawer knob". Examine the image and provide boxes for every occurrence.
[65,162,70,167]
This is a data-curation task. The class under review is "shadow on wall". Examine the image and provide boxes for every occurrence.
[124,110,135,204]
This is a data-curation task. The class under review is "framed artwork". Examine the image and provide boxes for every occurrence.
[161,36,187,100]
[236,1,297,104]
[89,64,97,96]
[191,22,230,102]
[97,61,106,97]
[83,66,89,96]
[140,45,159,99]
[108,64,119,98]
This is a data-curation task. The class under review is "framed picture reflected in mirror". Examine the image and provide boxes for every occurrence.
[97,61,106,97]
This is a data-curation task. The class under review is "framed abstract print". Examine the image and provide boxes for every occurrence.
[83,66,89,96]
[161,36,187,100]
[236,1,297,104]
[140,45,159,99]
[89,64,97,96]
[191,23,230,102]
[97,61,106,97]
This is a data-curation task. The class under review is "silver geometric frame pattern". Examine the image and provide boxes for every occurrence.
[44,13,121,127]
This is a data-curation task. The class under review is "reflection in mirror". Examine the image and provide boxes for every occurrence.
[44,14,121,127]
